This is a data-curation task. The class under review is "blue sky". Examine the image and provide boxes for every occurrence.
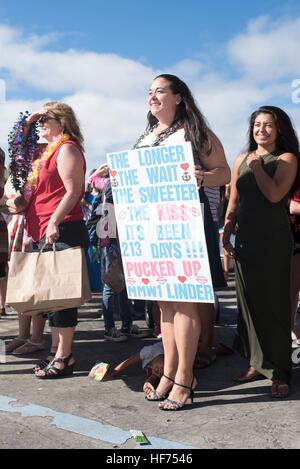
[1,0,300,169]
[1,0,299,69]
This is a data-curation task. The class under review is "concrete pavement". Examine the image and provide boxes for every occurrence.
[1,275,300,449]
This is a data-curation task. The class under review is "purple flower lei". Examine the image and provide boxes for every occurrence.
[8,111,39,193]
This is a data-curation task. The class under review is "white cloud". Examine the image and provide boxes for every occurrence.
[227,15,300,81]
[0,25,155,97]
[0,18,300,173]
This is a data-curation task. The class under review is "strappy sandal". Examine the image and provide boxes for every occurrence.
[35,354,75,379]
[146,374,174,401]
[32,352,56,373]
[159,377,196,411]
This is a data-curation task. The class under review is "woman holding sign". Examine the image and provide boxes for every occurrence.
[223,106,299,398]
[133,74,230,410]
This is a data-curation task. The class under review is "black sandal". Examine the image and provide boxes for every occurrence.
[32,352,56,373]
[159,378,195,411]
[35,354,75,379]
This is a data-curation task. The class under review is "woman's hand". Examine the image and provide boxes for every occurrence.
[223,241,235,258]
[91,163,109,178]
[2,195,27,214]
[25,110,47,127]
[246,153,261,171]
[194,165,205,188]
[45,220,60,244]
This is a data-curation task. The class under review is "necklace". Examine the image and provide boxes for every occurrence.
[8,112,39,193]
[23,133,70,201]
[132,120,183,149]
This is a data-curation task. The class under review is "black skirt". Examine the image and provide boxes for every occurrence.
[199,188,226,290]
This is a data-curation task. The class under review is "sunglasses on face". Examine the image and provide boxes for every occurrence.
[38,115,57,125]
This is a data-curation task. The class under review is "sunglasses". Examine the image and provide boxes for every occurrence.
[38,115,57,125]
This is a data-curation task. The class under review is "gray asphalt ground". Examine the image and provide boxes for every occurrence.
[1,273,300,450]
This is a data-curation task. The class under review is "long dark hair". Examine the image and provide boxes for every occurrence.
[147,74,211,161]
[248,106,300,156]
[248,106,300,193]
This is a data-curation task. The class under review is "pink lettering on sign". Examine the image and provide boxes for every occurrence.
[157,204,189,221]
[125,261,176,277]
[183,261,201,276]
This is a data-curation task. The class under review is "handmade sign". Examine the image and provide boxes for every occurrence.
[107,142,214,303]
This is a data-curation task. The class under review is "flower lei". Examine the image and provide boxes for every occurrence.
[8,111,39,193]
[23,132,70,201]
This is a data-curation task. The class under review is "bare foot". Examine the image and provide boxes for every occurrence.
[143,374,160,396]
[233,367,263,382]
[146,374,174,401]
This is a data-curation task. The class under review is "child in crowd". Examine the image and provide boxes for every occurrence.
[105,341,164,396]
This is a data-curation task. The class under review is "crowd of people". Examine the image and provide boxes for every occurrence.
[0,75,300,410]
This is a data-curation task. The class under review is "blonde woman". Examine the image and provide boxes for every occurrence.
[6,102,89,377]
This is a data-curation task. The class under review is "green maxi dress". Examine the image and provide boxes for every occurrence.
[234,152,293,383]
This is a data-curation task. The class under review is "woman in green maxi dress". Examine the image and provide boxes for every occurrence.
[223,106,299,398]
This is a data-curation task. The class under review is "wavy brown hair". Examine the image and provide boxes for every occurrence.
[147,74,211,161]
[44,102,84,150]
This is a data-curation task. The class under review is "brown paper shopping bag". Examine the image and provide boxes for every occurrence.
[6,246,91,316]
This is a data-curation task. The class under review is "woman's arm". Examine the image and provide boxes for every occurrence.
[222,154,245,256]
[246,152,297,203]
[195,130,231,187]
[90,163,109,179]
[105,353,141,379]
[45,143,85,243]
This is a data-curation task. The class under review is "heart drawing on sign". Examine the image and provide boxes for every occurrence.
[178,276,187,283]
[142,278,150,285]
[180,163,189,171]
[110,170,117,178]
